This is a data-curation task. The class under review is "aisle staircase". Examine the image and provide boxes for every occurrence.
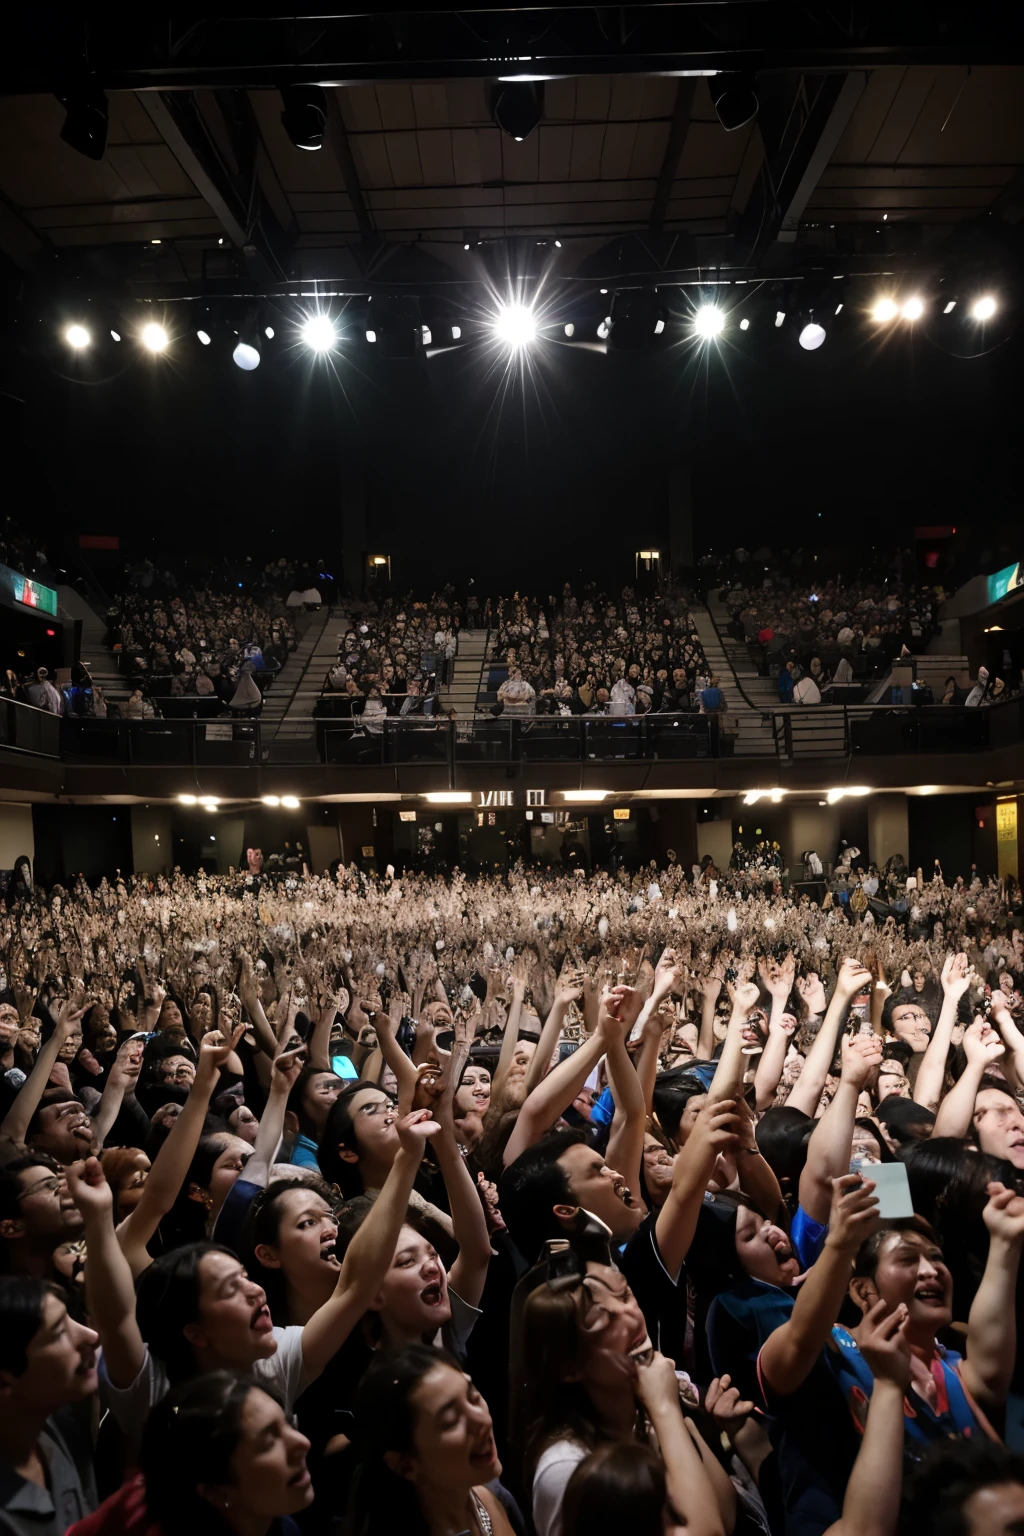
[58,586,132,714]
[443,630,491,716]
[691,597,777,756]
[262,606,336,744]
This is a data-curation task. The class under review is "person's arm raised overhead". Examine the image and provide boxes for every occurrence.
[633,1353,728,1536]
[373,996,421,1106]
[786,958,873,1118]
[241,1043,306,1190]
[91,1037,144,1149]
[502,986,641,1168]
[237,949,281,1060]
[603,992,648,1201]
[1,988,89,1146]
[799,1032,883,1225]
[657,1097,743,1280]
[299,1107,439,1383]
[523,971,583,1097]
[959,1182,1024,1411]
[489,959,526,1110]
[933,1018,1005,1139]
[431,1022,492,1310]
[759,1173,880,1397]
[990,991,1024,1086]
[696,961,724,1061]
[754,952,798,1110]
[706,977,760,1106]
[117,1024,247,1276]
[915,952,974,1113]
[826,1300,910,1536]
[68,1156,146,1390]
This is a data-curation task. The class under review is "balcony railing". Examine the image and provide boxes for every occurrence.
[50,697,1024,769]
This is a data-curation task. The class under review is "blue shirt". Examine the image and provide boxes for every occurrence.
[290,1132,320,1170]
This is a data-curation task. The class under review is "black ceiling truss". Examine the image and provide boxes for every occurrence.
[5,6,1024,93]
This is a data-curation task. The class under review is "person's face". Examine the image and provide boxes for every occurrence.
[1,1292,98,1410]
[342,1089,399,1170]
[973,1088,1024,1169]
[57,1028,83,1063]
[507,1040,537,1086]
[114,1151,151,1218]
[877,1062,911,1101]
[912,970,927,993]
[851,1126,884,1165]
[734,1205,801,1287]
[158,1000,183,1031]
[399,1361,500,1492]
[204,1387,313,1522]
[575,1263,650,1390]
[674,1092,707,1147]
[229,1105,260,1146]
[958,1480,1024,1536]
[454,1064,491,1118]
[865,1230,953,1330]
[373,1223,451,1337]
[187,1252,276,1366]
[258,1189,340,1298]
[557,1144,643,1243]
[204,1137,253,1211]
[159,1054,196,1088]
[30,1101,94,1165]
[642,1134,675,1204]
[301,1073,345,1135]
[90,1016,117,1053]
[890,1002,931,1053]
[10,1163,84,1244]
[0,1003,20,1048]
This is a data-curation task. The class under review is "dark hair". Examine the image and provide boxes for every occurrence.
[135,1241,239,1383]
[851,1215,941,1280]
[24,1091,82,1146]
[287,1065,344,1140]
[900,1437,1024,1536]
[755,1107,814,1209]
[318,1083,395,1198]
[161,1132,234,1248]
[0,1276,63,1376]
[897,1137,1001,1234]
[852,1118,896,1164]
[873,1097,935,1144]
[880,1037,914,1069]
[651,1068,709,1142]
[141,1370,273,1536]
[497,1131,582,1267]
[247,1180,340,1323]
[344,1344,465,1536]
[562,1443,666,1536]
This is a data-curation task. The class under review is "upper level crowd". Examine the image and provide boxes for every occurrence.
[0,848,1022,1533]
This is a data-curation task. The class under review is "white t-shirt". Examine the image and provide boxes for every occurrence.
[98,1326,308,1437]
[532,1439,587,1536]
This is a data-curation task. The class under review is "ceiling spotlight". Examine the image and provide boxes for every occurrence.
[492,81,542,142]
[451,324,462,340]
[64,324,90,349]
[302,313,337,352]
[365,328,377,343]
[421,326,432,346]
[198,795,220,807]
[774,311,785,328]
[798,321,826,351]
[196,330,211,346]
[59,82,108,160]
[178,794,198,806]
[943,300,957,314]
[264,326,275,339]
[902,295,924,320]
[564,322,575,338]
[710,71,759,131]
[281,795,300,809]
[596,320,610,339]
[232,310,262,371]
[110,329,121,342]
[261,795,281,807]
[834,303,843,315]
[554,238,562,248]
[739,317,750,331]
[280,84,328,151]
[971,295,997,320]
[693,305,725,338]
[871,297,898,322]
[141,322,169,352]
[493,303,537,348]
[654,318,665,335]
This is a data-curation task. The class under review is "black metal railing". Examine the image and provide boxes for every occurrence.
[0,698,62,757]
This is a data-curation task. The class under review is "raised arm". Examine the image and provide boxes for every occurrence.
[826,1301,910,1536]
[759,1174,879,1398]
[236,951,281,1060]
[634,1354,727,1536]
[488,965,525,1110]
[915,952,973,1113]
[522,975,582,1097]
[799,1033,882,1225]
[373,998,420,1106]
[68,1156,146,1389]
[300,1108,438,1382]
[786,959,872,1118]
[754,954,797,1111]
[932,1019,1004,1139]
[91,1038,144,1149]
[656,1097,743,1280]
[243,1044,306,1189]
[990,992,1024,1086]
[603,1000,648,1200]
[706,978,760,1107]
[696,964,724,1061]
[433,1038,492,1309]
[1,993,87,1146]
[959,1182,1024,1410]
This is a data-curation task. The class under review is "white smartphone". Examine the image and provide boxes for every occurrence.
[864,1162,914,1220]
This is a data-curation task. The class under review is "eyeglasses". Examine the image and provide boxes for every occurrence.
[17,1175,63,1201]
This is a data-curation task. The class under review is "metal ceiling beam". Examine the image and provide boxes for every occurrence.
[323,94,376,245]
[650,79,697,234]
[5,8,1024,91]
[135,90,290,281]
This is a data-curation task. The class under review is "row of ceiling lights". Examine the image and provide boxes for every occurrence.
[177,793,301,808]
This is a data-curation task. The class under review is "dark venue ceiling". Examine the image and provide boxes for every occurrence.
[0,6,1022,299]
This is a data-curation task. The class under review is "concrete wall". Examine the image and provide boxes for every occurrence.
[697,818,734,871]
[867,794,909,868]
[306,823,342,875]
[130,807,173,875]
[0,804,34,875]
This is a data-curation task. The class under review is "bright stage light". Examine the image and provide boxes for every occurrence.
[493,303,537,348]
[302,314,337,352]
[943,300,957,314]
[141,323,168,352]
[564,322,575,338]
[871,298,898,323]
[774,311,785,328]
[261,795,281,807]
[451,325,462,339]
[902,296,924,320]
[110,329,121,341]
[233,340,261,371]
[971,295,997,321]
[196,330,211,346]
[365,329,377,343]
[654,318,665,334]
[798,322,825,351]
[178,794,198,806]
[264,326,275,339]
[596,320,610,339]
[693,305,725,338]
[65,324,90,349]
[739,317,750,330]
[281,795,300,809]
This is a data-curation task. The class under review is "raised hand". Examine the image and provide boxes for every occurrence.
[705,1373,755,1434]
[856,1298,911,1390]
[826,1172,880,1253]
[962,1018,1005,1068]
[835,958,873,1001]
[395,1106,440,1157]
[600,984,644,1032]
[682,1097,743,1168]
[727,979,761,1016]
[65,1156,113,1224]
[940,951,975,1001]
[196,1022,246,1079]
[982,1181,1024,1246]
[840,1031,883,1088]
[269,1042,307,1095]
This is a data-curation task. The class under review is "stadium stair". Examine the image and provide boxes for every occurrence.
[263,606,336,746]
[58,586,133,714]
[693,596,777,757]
[440,630,491,716]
